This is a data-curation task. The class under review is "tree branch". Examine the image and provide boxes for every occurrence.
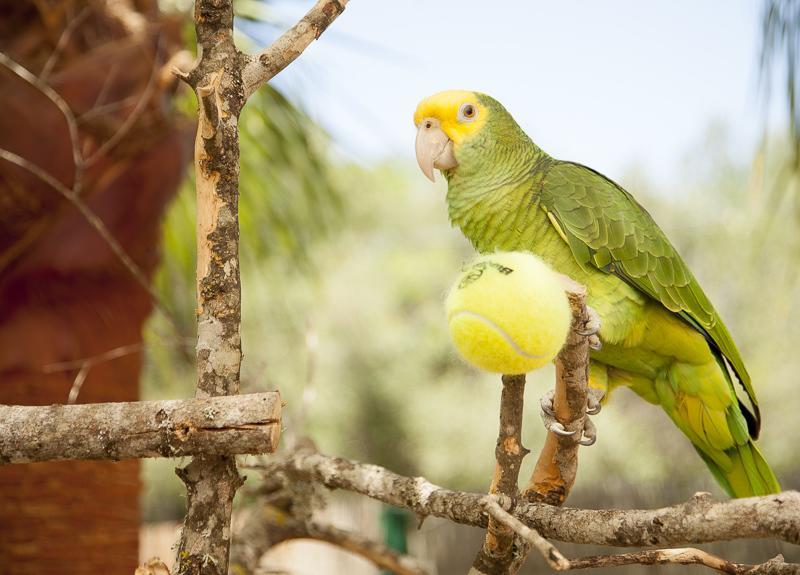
[0,392,281,464]
[241,0,348,99]
[257,449,800,549]
[471,374,529,573]
[175,0,348,571]
[484,496,796,574]
[526,284,592,505]
[175,1,245,571]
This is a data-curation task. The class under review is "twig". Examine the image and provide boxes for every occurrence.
[307,521,429,575]
[0,50,189,352]
[0,149,176,328]
[82,34,163,168]
[241,0,348,99]
[482,496,569,571]
[66,363,90,405]
[230,504,429,575]
[565,549,788,574]
[0,392,281,464]
[40,5,92,81]
[0,52,82,192]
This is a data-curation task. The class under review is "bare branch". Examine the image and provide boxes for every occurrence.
[40,6,93,81]
[258,449,800,549]
[241,0,348,99]
[0,52,82,190]
[66,363,91,405]
[230,503,429,575]
[82,34,164,168]
[307,521,429,575]
[0,392,281,464]
[526,285,592,505]
[483,497,797,574]
[176,0,244,571]
[472,374,529,573]
[0,149,176,327]
[565,549,794,574]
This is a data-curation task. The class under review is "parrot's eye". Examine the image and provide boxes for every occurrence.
[458,103,477,122]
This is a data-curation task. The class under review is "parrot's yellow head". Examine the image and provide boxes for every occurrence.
[413,90,491,181]
[414,90,529,182]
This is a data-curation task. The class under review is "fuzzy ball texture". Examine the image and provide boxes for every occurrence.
[446,252,571,374]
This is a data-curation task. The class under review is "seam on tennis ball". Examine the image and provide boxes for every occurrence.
[450,310,545,359]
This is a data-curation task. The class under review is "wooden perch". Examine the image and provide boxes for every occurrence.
[260,449,800,549]
[472,283,593,574]
[526,285,592,504]
[471,374,529,573]
[0,392,281,464]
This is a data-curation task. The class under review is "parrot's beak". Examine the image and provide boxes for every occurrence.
[415,118,457,182]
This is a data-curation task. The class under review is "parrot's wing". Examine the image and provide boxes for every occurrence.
[540,161,760,435]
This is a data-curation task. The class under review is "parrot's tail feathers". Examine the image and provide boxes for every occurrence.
[695,441,780,498]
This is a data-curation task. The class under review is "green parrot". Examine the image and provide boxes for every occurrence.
[414,90,779,498]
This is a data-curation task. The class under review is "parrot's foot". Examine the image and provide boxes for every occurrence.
[578,305,602,351]
[539,388,604,446]
[555,275,602,350]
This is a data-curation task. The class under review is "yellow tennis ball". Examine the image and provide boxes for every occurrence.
[445,252,571,374]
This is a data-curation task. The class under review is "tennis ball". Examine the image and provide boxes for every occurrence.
[445,252,571,374]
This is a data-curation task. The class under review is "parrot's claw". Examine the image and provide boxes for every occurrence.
[588,334,602,351]
[586,387,605,415]
[549,420,576,436]
[577,306,601,337]
[540,389,556,418]
[539,387,603,446]
[578,417,597,446]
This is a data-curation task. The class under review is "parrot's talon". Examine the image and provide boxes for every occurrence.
[586,388,604,415]
[578,416,597,446]
[539,389,556,418]
[549,421,577,436]
[578,306,602,337]
[588,334,602,350]
[541,388,601,444]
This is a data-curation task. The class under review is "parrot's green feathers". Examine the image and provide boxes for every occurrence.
[539,161,760,436]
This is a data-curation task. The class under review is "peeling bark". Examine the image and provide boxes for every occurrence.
[0,392,281,464]
[175,2,246,573]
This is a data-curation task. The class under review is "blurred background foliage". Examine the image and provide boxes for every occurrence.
[140,1,800,570]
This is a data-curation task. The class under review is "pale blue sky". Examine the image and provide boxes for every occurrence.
[245,1,787,186]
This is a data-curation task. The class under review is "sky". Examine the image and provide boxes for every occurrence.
[242,0,788,187]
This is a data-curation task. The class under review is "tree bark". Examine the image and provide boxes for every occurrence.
[0,392,280,464]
